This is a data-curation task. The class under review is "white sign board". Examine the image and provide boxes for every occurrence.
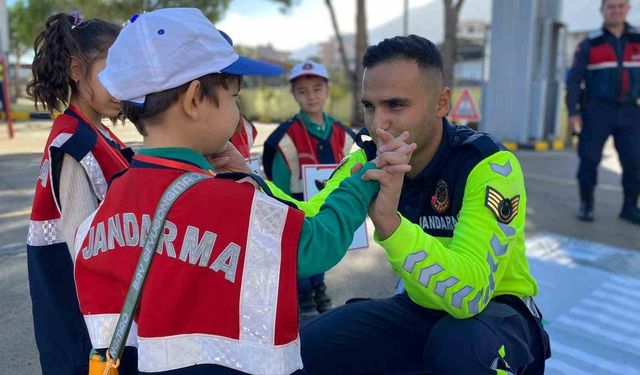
[302,164,369,250]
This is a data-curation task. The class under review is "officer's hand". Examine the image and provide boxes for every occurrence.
[205,142,253,174]
[363,129,416,240]
[350,130,415,175]
[569,115,583,135]
[375,130,416,174]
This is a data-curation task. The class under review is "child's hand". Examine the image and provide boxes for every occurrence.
[236,176,259,189]
[362,129,416,240]
[205,142,253,174]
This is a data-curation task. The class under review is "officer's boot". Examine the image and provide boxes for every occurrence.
[577,186,594,222]
[619,190,640,225]
[313,282,333,313]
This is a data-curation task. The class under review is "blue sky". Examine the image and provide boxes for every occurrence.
[218,0,435,50]
[5,0,426,50]
[225,0,305,16]
[6,0,640,53]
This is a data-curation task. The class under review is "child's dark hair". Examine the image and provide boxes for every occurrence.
[26,13,120,113]
[123,73,242,136]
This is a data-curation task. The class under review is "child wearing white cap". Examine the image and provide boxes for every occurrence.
[262,60,357,319]
[72,8,413,375]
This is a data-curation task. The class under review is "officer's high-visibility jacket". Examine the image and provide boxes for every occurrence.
[268,119,538,319]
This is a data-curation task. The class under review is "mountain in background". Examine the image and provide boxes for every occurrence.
[292,0,640,59]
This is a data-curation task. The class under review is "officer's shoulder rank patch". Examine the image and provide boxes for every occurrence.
[485,186,520,224]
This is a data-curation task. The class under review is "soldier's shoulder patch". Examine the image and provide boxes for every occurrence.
[485,186,520,224]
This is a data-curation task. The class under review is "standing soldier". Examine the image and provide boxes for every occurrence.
[566,0,640,224]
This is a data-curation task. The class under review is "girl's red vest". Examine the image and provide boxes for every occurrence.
[73,156,304,374]
[27,105,132,373]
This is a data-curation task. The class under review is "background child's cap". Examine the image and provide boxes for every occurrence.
[289,60,329,82]
[99,8,284,105]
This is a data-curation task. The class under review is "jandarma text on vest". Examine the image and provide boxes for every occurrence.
[419,215,458,231]
[80,213,241,282]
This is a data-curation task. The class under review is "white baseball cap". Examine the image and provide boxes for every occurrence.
[99,8,284,105]
[289,60,329,82]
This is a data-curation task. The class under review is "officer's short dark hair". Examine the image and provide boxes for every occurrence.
[363,35,443,79]
[601,0,629,8]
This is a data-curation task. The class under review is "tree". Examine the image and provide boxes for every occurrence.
[86,0,231,23]
[7,0,294,100]
[8,0,62,100]
[353,0,367,127]
[442,0,465,88]
[325,0,367,127]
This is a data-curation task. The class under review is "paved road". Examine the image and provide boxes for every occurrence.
[1,121,639,374]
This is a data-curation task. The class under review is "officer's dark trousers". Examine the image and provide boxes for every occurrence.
[578,101,640,191]
[300,293,549,374]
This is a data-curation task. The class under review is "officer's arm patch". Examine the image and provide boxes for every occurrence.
[485,186,520,224]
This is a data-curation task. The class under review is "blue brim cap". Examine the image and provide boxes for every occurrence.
[218,29,284,76]
[222,56,285,76]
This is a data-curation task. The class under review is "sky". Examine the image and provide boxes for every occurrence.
[5,0,640,57]
[3,0,434,51]
[216,0,628,52]
[217,0,436,51]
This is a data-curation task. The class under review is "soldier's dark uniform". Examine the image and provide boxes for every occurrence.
[566,23,640,224]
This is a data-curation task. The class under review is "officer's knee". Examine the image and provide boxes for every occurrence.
[619,157,640,171]
[578,151,603,166]
[424,317,501,374]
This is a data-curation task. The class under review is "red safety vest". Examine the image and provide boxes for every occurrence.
[230,115,257,159]
[73,154,304,374]
[585,25,640,101]
[29,105,131,237]
[263,116,355,196]
[27,104,131,373]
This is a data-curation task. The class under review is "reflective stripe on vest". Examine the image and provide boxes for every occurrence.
[27,133,110,246]
[27,219,66,246]
[278,133,302,194]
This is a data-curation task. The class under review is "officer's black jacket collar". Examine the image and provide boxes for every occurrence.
[355,127,378,161]
[355,118,459,183]
[601,22,636,37]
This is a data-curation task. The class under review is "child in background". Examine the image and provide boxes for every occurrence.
[263,60,356,318]
[26,13,132,374]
